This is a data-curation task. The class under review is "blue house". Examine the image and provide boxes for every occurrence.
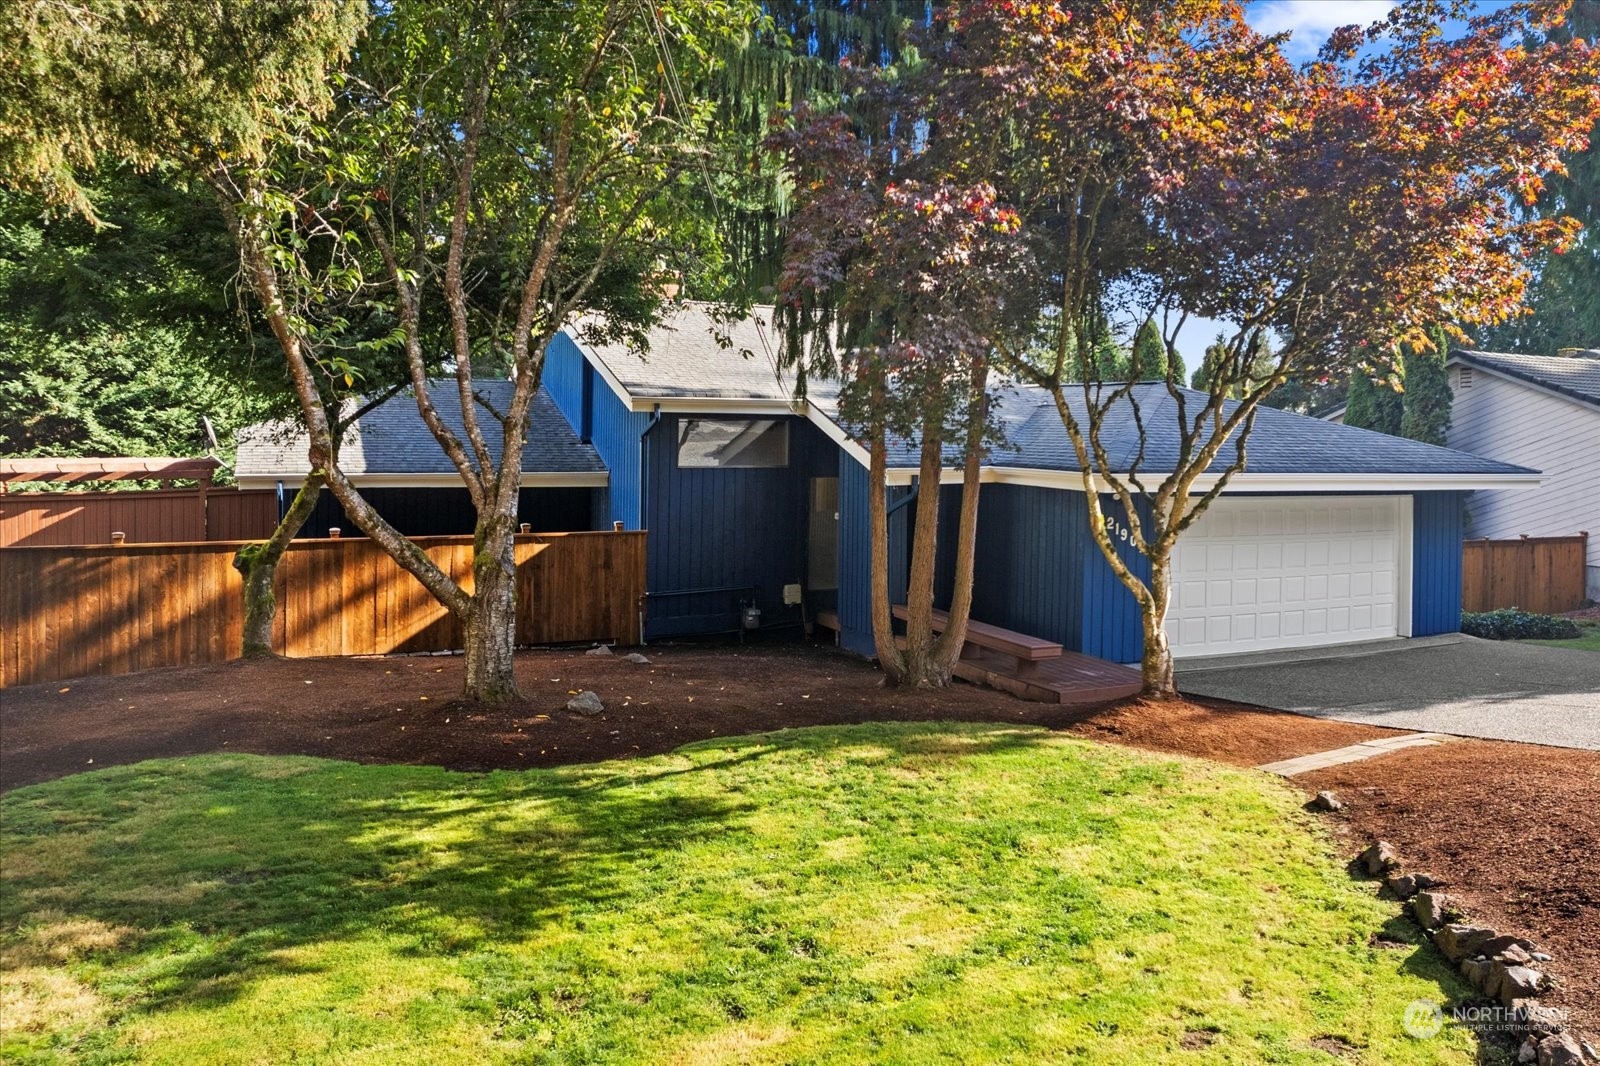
[239,303,1540,664]
[542,304,1539,660]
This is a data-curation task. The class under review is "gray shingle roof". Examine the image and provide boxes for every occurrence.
[235,382,605,480]
[1450,349,1600,410]
[976,383,1535,477]
[573,302,814,402]
[559,308,1534,479]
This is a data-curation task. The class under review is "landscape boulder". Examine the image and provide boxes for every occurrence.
[1384,873,1420,900]
[566,690,604,715]
[585,645,613,657]
[1481,934,1538,959]
[1490,963,1548,1007]
[1313,791,1344,812]
[1461,957,1494,993]
[1536,1033,1585,1066]
[1412,890,1456,929]
[1358,841,1402,876]
[1435,924,1498,963]
[622,652,651,665]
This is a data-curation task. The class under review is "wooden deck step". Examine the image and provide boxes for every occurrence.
[952,645,1143,706]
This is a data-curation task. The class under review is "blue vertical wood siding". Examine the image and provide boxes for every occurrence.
[968,484,1087,651]
[1411,490,1465,636]
[1079,494,1151,663]
[545,332,651,530]
[645,415,835,638]
[836,453,875,655]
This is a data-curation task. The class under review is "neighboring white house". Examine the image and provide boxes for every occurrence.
[1445,348,1600,601]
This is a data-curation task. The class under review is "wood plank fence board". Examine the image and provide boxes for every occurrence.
[1,531,646,687]
[1462,535,1588,615]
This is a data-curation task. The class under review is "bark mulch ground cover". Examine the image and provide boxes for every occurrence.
[3,641,1595,1034]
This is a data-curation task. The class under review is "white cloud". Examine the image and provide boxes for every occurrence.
[1247,0,1397,60]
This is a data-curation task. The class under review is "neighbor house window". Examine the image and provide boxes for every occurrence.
[677,418,789,468]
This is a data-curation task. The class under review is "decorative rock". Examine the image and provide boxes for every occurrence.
[1481,934,1538,959]
[1537,1033,1585,1066]
[1435,924,1498,963]
[1384,873,1420,900]
[1313,791,1344,812]
[621,652,651,664]
[1461,957,1494,993]
[1522,1037,1543,1064]
[1497,944,1536,966]
[566,690,604,715]
[585,645,614,657]
[1580,1038,1598,1063]
[1492,963,1548,1007]
[1413,890,1450,929]
[1412,873,1442,889]
[1532,951,1553,962]
[1359,841,1402,876]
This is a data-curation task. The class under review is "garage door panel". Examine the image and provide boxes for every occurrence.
[1168,496,1402,657]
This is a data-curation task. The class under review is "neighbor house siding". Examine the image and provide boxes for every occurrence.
[546,332,652,530]
[1447,365,1600,596]
[1411,490,1466,637]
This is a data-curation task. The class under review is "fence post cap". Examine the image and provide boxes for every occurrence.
[519,523,531,534]
[110,531,126,545]
[613,520,625,532]
[328,527,341,539]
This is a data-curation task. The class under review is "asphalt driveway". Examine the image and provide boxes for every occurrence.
[1177,635,1600,750]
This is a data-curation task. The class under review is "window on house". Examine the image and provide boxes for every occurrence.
[676,418,789,468]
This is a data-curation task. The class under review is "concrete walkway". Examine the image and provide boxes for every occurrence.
[1179,635,1600,751]
[1257,732,1458,776]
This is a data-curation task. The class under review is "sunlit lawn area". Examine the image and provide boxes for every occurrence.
[2,723,1478,1064]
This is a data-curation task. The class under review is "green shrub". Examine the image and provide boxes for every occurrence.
[1461,608,1581,641]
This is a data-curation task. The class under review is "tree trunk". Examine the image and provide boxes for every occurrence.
[462,496,522,702]
[930,358,990,677]
[893,421,951,688]
[233,471,325,658]
[1141,550,1177,696]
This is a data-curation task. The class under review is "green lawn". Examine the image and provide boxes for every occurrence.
[2,723,1481,1064]
[1524,620,1600,652]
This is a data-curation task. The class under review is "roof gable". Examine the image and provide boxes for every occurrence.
[1448,349,1600,410]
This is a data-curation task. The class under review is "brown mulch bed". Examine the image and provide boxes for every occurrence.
[2,641,1595,1034]
[1300,741,1600,1036]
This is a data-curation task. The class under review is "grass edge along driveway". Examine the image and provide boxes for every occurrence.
[2,722,1478,1065]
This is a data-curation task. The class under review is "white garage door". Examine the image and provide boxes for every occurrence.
[1166,496,1405,657]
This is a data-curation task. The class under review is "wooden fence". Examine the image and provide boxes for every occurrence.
[0,487,279,546]
[0,531,645,687]
[1461,534,1589,615]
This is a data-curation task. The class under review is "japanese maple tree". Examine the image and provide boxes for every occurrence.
[894,0,1599,695]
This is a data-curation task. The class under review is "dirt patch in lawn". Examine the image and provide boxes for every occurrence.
[3,641,1594,1033]
[1299,739,1600,1036]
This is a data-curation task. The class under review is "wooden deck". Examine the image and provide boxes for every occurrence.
[951,644,1143,705]
[825,605,1143,705]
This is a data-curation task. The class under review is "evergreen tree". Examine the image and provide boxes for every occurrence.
[1399,327,1452,445]
[1132,318,1184,382]
[1343,367,1404,435]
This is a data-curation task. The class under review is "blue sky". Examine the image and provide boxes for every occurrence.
[1169,0,1511,370]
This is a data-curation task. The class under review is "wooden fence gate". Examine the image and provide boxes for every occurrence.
[1460,534,1589,615]
[0,531,645,687]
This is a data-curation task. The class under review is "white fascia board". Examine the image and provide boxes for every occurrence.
[804,406,874,469]
[981,467,1542,493]
[627,396,801,414]
[237,471,609,490]
[566,332,638,410]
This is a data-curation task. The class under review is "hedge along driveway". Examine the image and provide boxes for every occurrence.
[2,723,1477,1064]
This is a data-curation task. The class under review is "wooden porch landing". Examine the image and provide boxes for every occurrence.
[952,644,1143,705]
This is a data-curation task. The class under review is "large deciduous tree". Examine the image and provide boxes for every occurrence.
[917,0,1600,695]
[216,0,757,701]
